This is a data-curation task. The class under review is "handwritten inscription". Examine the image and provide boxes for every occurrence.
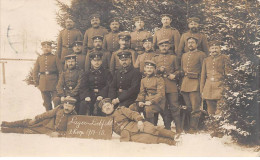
[66,116,113,139]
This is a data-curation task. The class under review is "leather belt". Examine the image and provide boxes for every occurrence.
[40,71,57,75]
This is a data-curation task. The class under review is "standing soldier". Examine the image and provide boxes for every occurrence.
[71,41,86,71]
[200,40,231,115]
[55,55,83,113]
[177,17,209,62]
[152,39,182,133]
[85,35,111,71]
[130,16,152,55]
[109,51,142,108]
[82,14,108,54]
[79,52,112,115]
[56,17,83,66]
[180,37,206,133]
[110,31,137,75]
[153,14,180,54]
[103,17,121,53]
[134,37,156,75]
[33,41,62,111]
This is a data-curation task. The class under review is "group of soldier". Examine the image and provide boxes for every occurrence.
[0,13,231,145]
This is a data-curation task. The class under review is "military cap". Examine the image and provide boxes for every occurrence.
[160,14,172,19]
[187,36,199,42]
[63,96,77,105]
[89,51,103,60]
[142,37,153,43]
[118,31,131,40]
[65,54,76,60]
[72,41,83,47]
[109,17,120,24]
[117,51,132,59]
[41,41,52,46]
[92,35,104,41]
[209,40,221,46]
[89,13,101,20]
[187,17,200,23]
[144,60,156,68]
[158,39,170,45]
[98,98,112,108]
[133,16,145,22]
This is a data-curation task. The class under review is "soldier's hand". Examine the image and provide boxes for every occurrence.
[97,96,103,101]
[28,118,36,126]
[138,102,145,107]
[85,97,91,102]
[137,121,144,132]
[168,74,176,80]
[61,97,65,102]
[159,66,165,72]
[145,101,152,106]
[49,131,60,137]
[112,98,120,105]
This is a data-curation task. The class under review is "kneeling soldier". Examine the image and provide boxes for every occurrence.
[1,97,77,137]
[55,54,83,113]
[79,51,112,115]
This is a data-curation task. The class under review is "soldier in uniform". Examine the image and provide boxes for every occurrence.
[85,35,111,71]
[79,52,112,115]
[153,14,180,54]
[109,51,142,108]
[82,14,108,54]
[110,31,137,75]
[56,17,83,66]
[177,17,209,62]
[200,40,231,115]
[1,97,77,137]
[134,37,156,75]
[33,41,62,111]
[152,39,182,133]
[132,60,166,124]
[96,98,176,145]
[180,37,207,132]
[103,17,121,53]
[71,41,86,71]
[55,55,83,113]
[130,16,152,55]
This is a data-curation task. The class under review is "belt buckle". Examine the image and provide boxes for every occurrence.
[45,71,49,75]
[119,89,123,93]
[210,77,215,81]
[94,89,99,93]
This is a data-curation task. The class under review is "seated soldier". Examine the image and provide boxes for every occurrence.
[1,97,77,137]
[79,51,112,115]
[130,60,166,124]
[54,54,83,113]
[96,98,176,145]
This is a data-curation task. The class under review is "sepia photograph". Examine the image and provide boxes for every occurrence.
[0,0,259,157]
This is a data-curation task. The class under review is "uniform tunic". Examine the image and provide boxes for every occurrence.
[103,31,120,53]
[153,26,180,53]
[181,49,206,92]
[56,28,83,63]
[75,52,86,71]
[82,26,108,54]
[134,51,155,73]
[85,48,111,71]
[200,54,230,99]
[130,29,152,51]
[177,31,209,57]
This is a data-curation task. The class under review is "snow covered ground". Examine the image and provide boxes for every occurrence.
[0,60,259,157]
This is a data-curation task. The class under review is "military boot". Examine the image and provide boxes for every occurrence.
[172,115,182,134]
[189,115,200,134]
[157,127,175,139]
[1,119,30,128]
[1,127,24,133]
[157,137,176,146]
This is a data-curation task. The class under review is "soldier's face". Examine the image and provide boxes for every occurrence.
[65,19,75,29]
[119,39,130,49]
[135,20,145,30]
[93,39,103,49]
[188,21,199,32]
[119,58,131,68]
[66,59,76,70]
[161,16,172,27]
[42,45,52,54]
[63,103,75,114]
[144,65,155,76]
[159,43,170,54]
[187,39,198,51]
[91,59,102,69]
[73,45,82,53]
[110,22,120,32]
[102,103,114,115]
[91,18,100,28]
[209,45,221,57]
[143,41,153,51]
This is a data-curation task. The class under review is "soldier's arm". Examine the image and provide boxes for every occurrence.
[34,106,60,123]
[172,56,180,77]
[84,52,91,72]
[177,34,185,58]
[56,31,62,59]
[99,70,113,98]
[76,30,83,41]
[200,59,207,94]
[56,55,63,73]
[108,72,117,99]
[82,30,88,54]
[109,52,116,75]
[70,71,84,97]
[150,77,165,104]
[133,54,140,69]
[201,34,209,55]
[131,51,137,64]
[79,72,91,101]
[153,32,158,50]
[120,107,144,121]
[174,30,181,54]
[102,35,108,50]
[106,51,111,70]
[56,72,65,97]
[33,57,40,86]
[135,79,145,102]
[118,71,141,102]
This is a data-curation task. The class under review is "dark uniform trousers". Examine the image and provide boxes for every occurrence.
[41,91,59,111]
